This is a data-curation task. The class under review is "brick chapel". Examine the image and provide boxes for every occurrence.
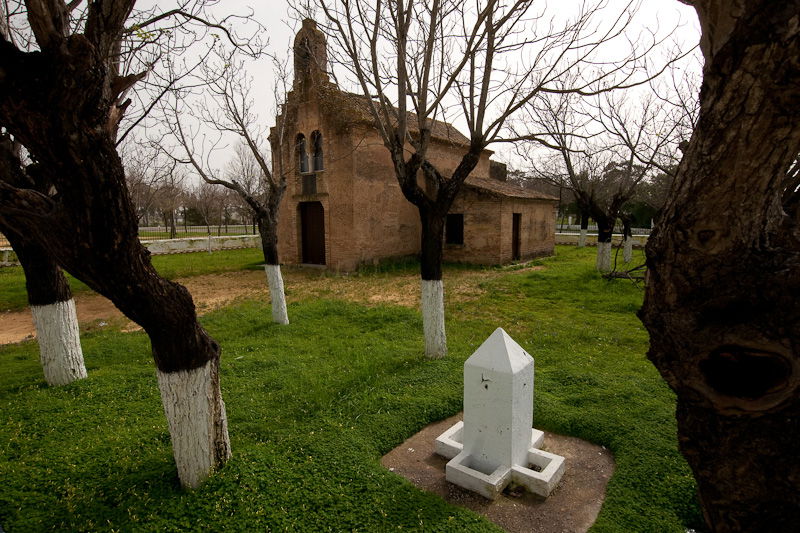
[270,19,558,271]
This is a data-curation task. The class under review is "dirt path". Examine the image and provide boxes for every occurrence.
[1,264,543,345]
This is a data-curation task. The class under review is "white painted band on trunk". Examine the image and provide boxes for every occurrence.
[623,237,633,264]
[596,241,612,272]
[578,229,588,247]
[157,360,230,488]
[421,279,447,358]
[30,299,87,386]
[265,264,289,325]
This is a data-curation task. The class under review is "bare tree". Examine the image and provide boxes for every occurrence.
[153,167,186,239]
[191,180,223,251]
[164,48,290,325]
[639,1,800,530]
[122,140,178,226]
[0,1,263,488]
[308,0,666,357]
[517,83,686,271]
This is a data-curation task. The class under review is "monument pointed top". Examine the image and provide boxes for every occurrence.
[465,327,532,373]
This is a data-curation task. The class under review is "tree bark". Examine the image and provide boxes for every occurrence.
[3,226,87,386]
[419,208,447,358]
[595,215,614,272]
[639,1,800,530]
[0,34,230,488]
[257,209,289,325]
[622,217,633,264]
[578,209,589,247]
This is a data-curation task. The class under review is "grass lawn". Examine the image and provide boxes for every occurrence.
[0,246,703,532]
[0,248,265,312]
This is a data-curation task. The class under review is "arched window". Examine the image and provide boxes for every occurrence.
[311,130,324,171]
[296,133,309,173]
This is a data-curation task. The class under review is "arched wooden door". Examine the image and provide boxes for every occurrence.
[299,202,326,265]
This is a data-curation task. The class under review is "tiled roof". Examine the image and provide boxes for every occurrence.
[340,91,472,146]
[464,175,560,201]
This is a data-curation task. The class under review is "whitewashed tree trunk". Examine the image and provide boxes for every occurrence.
[157,358,231,489]
[595,242,612,272]
[265,264,289,325]
[623,236,633,263]
[578,229,588,247]
[30,299,87,386]
[421,279,447,359]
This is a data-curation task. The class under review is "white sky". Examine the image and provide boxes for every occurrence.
[145,0,702,178]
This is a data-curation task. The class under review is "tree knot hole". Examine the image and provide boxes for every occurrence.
[697,229,716,245]
[699,345,791,400]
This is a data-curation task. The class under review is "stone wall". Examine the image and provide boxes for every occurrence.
[143,235,261,255]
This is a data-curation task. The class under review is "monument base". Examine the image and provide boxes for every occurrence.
[434,420,565,500]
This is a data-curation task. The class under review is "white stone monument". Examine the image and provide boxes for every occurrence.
[435,328,565,500]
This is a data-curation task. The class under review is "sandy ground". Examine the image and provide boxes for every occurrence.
[0,264,543,344]
[382,414,616,533]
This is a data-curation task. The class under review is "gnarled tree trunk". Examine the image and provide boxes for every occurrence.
[0,31,230,489]
[639,1,800,530]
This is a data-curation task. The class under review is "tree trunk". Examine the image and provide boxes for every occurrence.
[0,134,230,490]
[639,2,800,530]
[258,214,289,325]
[595,217,614,272]
[578,210,589,247]
[0,18,233,490]
[157,356,229,489]
[420,209,447,358]
[622,235,633,264]
[622,219,633,264]
[4,228,87,386]
[169,211,177,239]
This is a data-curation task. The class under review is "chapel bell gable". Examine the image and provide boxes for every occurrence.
[293,18,329,89]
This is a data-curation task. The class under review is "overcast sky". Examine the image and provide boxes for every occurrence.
[151,0,702,176]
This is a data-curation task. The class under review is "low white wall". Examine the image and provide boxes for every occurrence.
[555,233,648,248]
[143,235,261,255]
[0,235,261,266]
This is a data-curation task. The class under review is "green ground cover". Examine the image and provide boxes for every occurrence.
[0,248,264,312]
[0,247,703,532]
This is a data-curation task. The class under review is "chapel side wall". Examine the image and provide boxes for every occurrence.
[444,189,503,264]
[499,199,557,262]
[319,122,356,271]
[346,127,421,269]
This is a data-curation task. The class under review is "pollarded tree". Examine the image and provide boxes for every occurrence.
[310,0,661,357]
[164,48,290,324]
[639,1,800,530]
[0,0,262,488]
